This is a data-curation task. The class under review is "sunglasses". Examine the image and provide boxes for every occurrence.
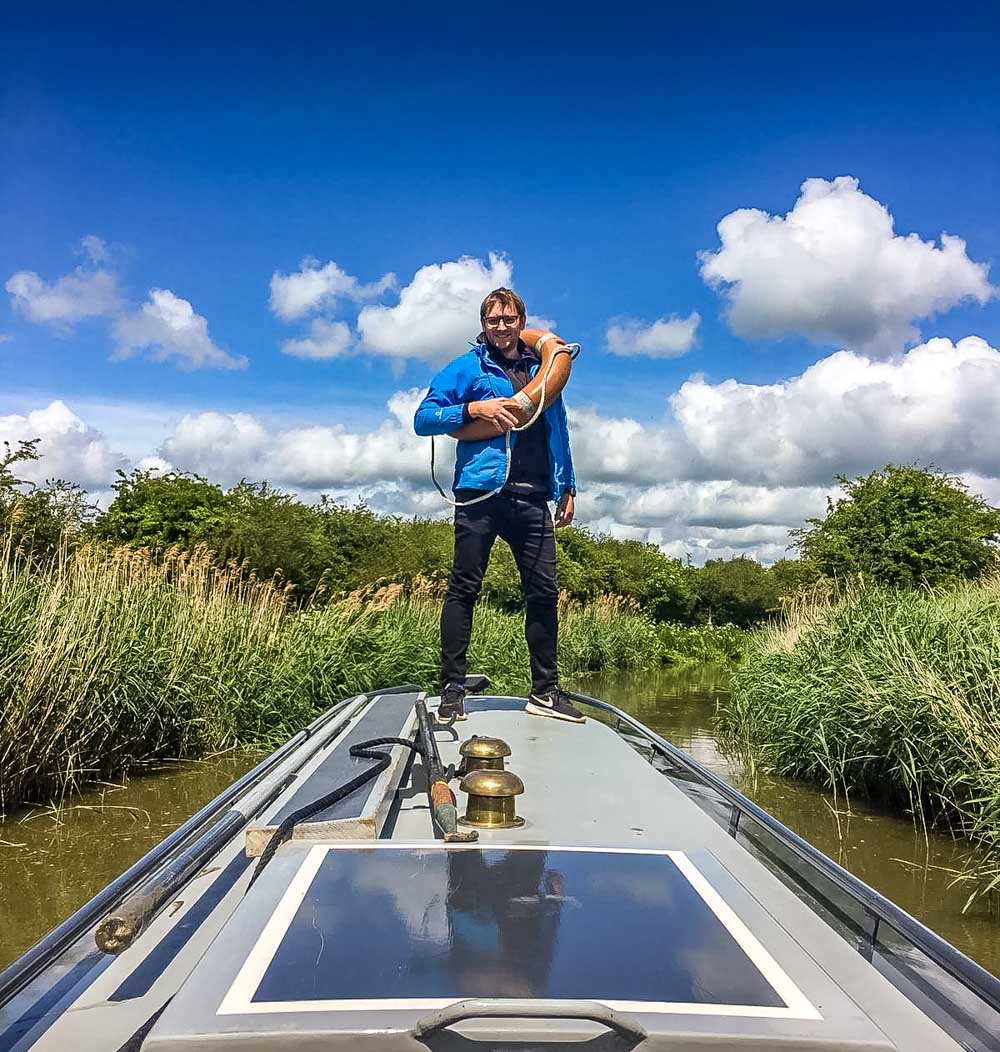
[484,314,521,327]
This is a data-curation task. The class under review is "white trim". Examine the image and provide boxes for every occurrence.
[217,845,327,1016]
[668,851,821,1021]
[218,844,821,1022]
[283,842,689,854]
[222,996,815,1019]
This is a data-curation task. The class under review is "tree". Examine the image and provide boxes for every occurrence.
[793,464,1000,587]
[0,439,40,495]
[202,480,334,595]
[94,469,229,548]
[1,440,95,558]
[692,556,774,627]
[767,558,822,604]
[550,527,696,617]
[622,543,695,622]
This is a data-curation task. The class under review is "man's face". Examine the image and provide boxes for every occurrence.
[482,302,523,355]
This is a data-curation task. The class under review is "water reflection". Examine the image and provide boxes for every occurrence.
[0,753,257,967]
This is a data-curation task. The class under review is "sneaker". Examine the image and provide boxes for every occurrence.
[438,683,467,722]
[525,688,586,724]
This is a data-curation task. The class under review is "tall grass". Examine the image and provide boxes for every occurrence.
[0,541,317,812]
[0,546,667,811]
[722,575,1000,900]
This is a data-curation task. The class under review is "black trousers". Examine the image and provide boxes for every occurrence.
[441,490,559,695]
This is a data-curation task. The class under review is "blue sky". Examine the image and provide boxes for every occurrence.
[3,5,999,561]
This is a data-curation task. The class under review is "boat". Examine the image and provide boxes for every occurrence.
[1,680,999,1050]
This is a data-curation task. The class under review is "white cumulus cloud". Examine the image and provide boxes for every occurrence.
[526,314,558,332]
[699,176,994,354]
[574,481,826,564]
[563,334,1000,559]
[357,253,514,364]
[606,312,700,358]
[113,289,247,371]
[0,401,127,490]
[588,481,829,531]
[269,259,396,322]
[6,239,121,331]
[669,335,1000,485]
[136,454,174,475]
[566,407,681,485]
[161,389,431,491]
[280,318,354,360]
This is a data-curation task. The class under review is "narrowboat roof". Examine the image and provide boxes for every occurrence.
[2,690,996,1051]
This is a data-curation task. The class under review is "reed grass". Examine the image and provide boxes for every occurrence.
[0,546,666,811]
[722,575,1000,902]
[0,540,313,812]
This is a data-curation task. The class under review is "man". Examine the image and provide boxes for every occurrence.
[413,287,585,724]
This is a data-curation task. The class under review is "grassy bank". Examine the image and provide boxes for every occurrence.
[722,576,1000,899]
[1,542,738,811]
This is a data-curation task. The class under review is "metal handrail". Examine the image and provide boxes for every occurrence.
[413,998,647,1041]
[0,683,420,1008]
[566,689,1000,1017]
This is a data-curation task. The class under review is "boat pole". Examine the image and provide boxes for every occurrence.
[0,689,423,1004]
[90,684,419,956]
[415,699,477,843]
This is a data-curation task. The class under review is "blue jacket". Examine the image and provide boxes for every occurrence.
[413,343,576,502]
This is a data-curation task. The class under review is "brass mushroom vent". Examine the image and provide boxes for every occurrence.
[459,768,524,829]
[459,735,511,774]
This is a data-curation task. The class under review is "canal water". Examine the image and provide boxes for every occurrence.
[0,666,997,978]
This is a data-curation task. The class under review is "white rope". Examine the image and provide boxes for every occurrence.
[430,343,580,507]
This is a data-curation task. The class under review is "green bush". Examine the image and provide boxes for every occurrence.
[793,464,1000,587]
[1,440,95,561]
[658,622,746,665]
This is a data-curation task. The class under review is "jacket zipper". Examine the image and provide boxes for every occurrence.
[475,347,525,399]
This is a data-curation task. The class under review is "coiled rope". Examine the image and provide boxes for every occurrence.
[430,342,580,507]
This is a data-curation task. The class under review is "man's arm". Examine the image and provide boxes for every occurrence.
[448,329,566,440]
[454,398,520,436]
[413,361,469,436]
[554,395,577,527]
[416,357,521,439]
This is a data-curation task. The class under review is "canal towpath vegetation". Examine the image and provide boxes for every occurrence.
[725,574,1000,908]
[721,463,1000,908]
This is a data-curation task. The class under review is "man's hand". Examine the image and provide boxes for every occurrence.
[468,398,523,433]
[555,493,575,528]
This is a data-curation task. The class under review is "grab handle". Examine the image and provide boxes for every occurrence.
[412,998,647,1042]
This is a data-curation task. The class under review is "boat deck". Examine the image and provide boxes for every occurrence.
[3,692,981,1050]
